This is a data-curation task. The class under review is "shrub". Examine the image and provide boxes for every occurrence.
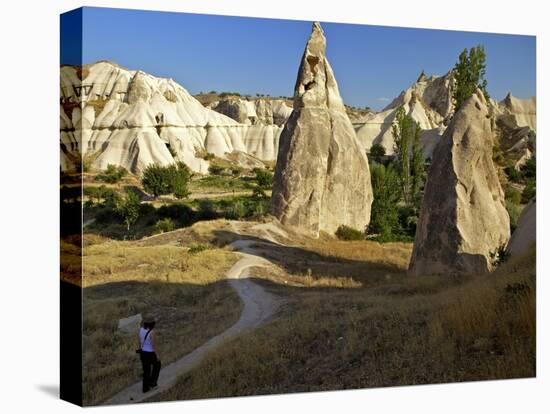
[251,200,268,217]
[521,179,536,204]
[157,203,194,222]
[197,200,217,220]
[224,200,247,220]
[505,200,521,233]
[101,187,121,210]
[504,185,521,205]
[155,218,175,234]
[335,225,365,241]
[142,163,191,199]
[505,165,522,183]
[142,164,171,197]
[254,168,274,189]
[96,164,127,184]
[171,163,191,199]
[521,157,536,179]
[188,243,211,254]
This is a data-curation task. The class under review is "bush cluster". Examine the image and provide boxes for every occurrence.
[335,225,365,241]
[96,164,127,184]
[142,162,191,199]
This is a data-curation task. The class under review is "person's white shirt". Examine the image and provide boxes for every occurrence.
[139,327,154,352]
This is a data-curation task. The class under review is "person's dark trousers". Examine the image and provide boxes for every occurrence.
[140,351,161,392]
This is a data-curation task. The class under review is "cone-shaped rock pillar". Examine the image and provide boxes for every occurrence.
[271,22,373,237]
[409,90,511,276]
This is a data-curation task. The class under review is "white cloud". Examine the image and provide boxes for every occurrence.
[377,97,391,102]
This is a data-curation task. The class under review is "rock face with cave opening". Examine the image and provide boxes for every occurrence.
[409,90,511,276]
[271,22,373,237]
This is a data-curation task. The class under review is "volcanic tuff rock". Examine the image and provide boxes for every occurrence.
[354,72,537,165]
[354,70,454,158]
[271,22,373,237]
[492,93,537,169]
[408,90,511,276]
[60,61,284,174]
[506,200,536,257]
[210,97,292,126]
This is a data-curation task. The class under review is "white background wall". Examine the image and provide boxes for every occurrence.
[0,0,547,412]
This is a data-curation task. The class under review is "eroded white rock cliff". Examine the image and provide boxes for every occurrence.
[60,61,284,174]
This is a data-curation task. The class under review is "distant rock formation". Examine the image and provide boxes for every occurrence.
[409,90,511,276]
[354,72,537,166]
[60,61,285,174]
[354,70,454,159]
[211,98,292,127]
[492,93,537,169]
[498,93,536,132]
[271,22,373,237]
[506,200,536,257]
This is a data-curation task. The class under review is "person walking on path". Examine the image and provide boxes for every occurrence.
[138,316,161,393]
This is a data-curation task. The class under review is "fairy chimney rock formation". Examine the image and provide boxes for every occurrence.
[408,90,511,276]
[271,22,373,237]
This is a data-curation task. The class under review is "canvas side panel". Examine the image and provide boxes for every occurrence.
[60,7,83,407]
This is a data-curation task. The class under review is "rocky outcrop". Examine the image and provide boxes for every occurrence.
[493,93,537,169]
[409,90,511,276]
[271,22,373,237]
[506,200,536,257]
[211,97,292,126]
[354,70,454,159]
[498,93,536,132]
[60,61,284,174]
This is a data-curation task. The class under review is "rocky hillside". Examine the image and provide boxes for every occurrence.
[353,70,536,163]
[60,61,536,175]
[60,61,285,174]
[206,97,292,127]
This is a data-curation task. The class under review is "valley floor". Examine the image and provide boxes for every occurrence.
[69,218,535,406]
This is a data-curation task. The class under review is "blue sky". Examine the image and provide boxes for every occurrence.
[61,7,536,111]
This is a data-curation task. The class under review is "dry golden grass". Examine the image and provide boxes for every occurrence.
[81,233,242,405]
[304,237,413,269]
[136,219,241,248]
[83,241,237,287]
[152,245,535,402]
[250,265,362,289]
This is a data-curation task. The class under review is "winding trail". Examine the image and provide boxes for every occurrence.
[103,227,282,405]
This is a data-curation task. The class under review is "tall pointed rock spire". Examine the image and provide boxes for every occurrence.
[271,22,373,237]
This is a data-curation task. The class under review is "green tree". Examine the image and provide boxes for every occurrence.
[392,106,424,208]
[142,163,191,199]
[452,45,489,111]
[368,164,401,239]
[369,143,386,164]
[142,164,171,198]
[170,162,191,199]
[410,124,425,209]
[116,189,141,231]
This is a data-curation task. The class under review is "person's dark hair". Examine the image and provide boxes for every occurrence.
[143,321,156,330]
